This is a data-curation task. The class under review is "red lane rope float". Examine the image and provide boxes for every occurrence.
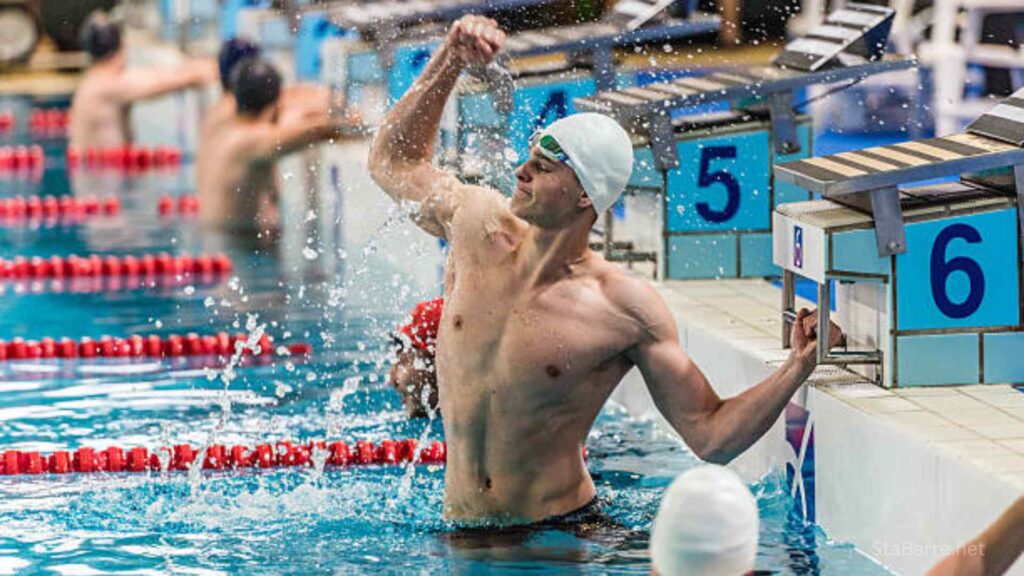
[0,194,120,224]
[157,195,199,216]
[28,109,69,133]
[0,439,447,475]
[0,146,44,172]
[66,146,183,170]
[0,332,312,361]
[0,273,225,295]
[0,252,232,281]
[0,112,13,132]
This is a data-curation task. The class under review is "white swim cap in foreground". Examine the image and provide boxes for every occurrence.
[650,465,759,576]
[535,112,633,215]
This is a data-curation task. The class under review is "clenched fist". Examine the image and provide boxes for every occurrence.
[790,308,844,366]
[446,15,506,65]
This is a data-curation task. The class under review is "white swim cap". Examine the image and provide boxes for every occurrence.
[534,112,633,215]
[650,465,760,576]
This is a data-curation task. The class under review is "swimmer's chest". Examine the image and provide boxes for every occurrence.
[442,274,628,386]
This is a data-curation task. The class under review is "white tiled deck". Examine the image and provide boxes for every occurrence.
[654,278,1024,489]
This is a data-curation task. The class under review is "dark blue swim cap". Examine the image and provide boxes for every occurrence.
[231,57,282,116]
[218,38,262,91]
[80,11,122,61]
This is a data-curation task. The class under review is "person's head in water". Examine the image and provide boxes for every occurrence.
[387,299,443,418]
[512,112,633,229]
[80,11,122,62]
[231,58,282,119]
[218,37,262,92]
[650,465,759,576]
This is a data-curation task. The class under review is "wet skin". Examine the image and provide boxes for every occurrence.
[196,89,358,233]
[369,16,841,525]
[69,51,215,150]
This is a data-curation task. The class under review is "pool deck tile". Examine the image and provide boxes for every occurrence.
[658,277,1024,490]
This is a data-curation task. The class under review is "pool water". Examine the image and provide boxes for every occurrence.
[0,100,893,575]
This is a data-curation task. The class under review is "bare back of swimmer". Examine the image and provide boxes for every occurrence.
[196,57,359,233]
[368,16,843,525]
[69,12,216,150]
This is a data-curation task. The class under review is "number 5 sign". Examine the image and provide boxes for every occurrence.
[896,208,1019,331]
[665,130,770,232]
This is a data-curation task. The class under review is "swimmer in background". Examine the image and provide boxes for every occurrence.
[69,10,217,150]
[205,38,345,144]
[389,299,443,418]
[195,57,359,234]
[369,15,843,526]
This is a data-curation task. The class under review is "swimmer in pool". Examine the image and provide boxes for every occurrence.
[195,56,359,233]
[388,298,443,418]
[205,38,348,149]
[368,15,842,525]
[68,10,217,150]
[650,465,759,575]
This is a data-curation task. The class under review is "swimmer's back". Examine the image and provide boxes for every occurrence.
[69,67,131,149]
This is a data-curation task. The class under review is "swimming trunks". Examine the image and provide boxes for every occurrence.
[535,496,605,527]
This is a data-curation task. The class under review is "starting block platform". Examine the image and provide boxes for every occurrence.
[572,3,913,280]
[455,0,719,186]
[772,88,1024,388]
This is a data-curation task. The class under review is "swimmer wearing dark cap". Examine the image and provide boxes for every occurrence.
[68,10,217,149]
[195,56,360,234]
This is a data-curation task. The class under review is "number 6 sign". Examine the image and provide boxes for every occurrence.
[896,208,1019,331]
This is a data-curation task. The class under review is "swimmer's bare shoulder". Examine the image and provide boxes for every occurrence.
[593,260,676,346]
[423,181,524,255]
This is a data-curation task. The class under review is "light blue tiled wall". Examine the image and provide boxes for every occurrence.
[740,233,775,277]
[832,228,890,276]
[666,234,736,279]
[896,334,979,386]
[983,332,1024,384]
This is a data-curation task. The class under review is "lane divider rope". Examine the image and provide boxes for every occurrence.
[0,194,120,222]
[0,252,232,280]
[158,195,199,216]
[0,146,44,171]
[66,146,183,170]
[0,439,448,475]
[0,332,311,361]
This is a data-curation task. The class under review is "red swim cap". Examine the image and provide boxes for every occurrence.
[398,298,444,352]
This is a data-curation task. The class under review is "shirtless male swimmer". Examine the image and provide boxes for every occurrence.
[368,15,842,525]
[196,57,358,232]
[69,11,216,150]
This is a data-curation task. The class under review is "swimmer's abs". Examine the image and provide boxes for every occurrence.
[443,449,594,522]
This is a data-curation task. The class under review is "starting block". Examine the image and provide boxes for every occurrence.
[323,0,558,123]
[456,0,719,186]
[573,4,913,279]
[772,88,1024,387]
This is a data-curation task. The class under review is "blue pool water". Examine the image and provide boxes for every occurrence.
[0,105,894,574]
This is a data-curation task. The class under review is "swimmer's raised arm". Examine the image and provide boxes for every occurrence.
[245,111,357,160]
[119,58,217,103]
[369,16,505,239]
[622,280,841,464]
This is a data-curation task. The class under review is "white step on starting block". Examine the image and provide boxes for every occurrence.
[455,0,718,187]
[772,88,1024,387]
[572,3,914,279]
